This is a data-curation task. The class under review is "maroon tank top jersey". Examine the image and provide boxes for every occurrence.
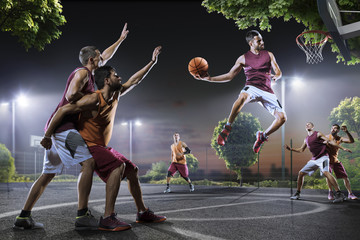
[305,131,328,160]
[243,50,273,94]
[45,67,95,133]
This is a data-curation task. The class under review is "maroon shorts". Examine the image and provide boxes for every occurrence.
[168,162,189,178]
[89,145,137,183]
[330,162,348,179]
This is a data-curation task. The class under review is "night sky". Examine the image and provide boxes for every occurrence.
[0,1,359,176]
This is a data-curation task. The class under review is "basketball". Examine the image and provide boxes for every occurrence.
[188,57,208,77]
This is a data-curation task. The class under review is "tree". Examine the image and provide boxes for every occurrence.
[0,143,15,182]
[211,112,262,181]
[141,161,168,182]
[336,142,360,190]
[0,0,66,51]
[329,96,360,139]
[202,0,360,65]
[185,153,199,174]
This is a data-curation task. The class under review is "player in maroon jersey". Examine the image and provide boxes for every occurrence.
[194,30,285,153]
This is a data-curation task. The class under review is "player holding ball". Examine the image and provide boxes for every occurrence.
[192,30,286,153]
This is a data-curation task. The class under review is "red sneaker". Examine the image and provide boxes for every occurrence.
[253,131,268,153]
[99,213,131,231]
[136,208,166,223]
[217,125,232,146]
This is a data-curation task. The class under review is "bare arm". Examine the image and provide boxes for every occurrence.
[318,132,352,153]
[194,55,244,83]
[65,69,89,103]
[268,51,282,82]
[284,139,307,153]
[101,23,129,65]
[120,46,162,96]
[41,94,98,149]
[340,126,355,143]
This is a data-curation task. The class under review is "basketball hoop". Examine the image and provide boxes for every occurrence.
[296,30,331,64]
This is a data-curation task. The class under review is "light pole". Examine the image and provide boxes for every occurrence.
[1,94,28,158]
[274,77,303,180]
[121,120,142,160]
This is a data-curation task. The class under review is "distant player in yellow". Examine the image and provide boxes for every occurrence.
[164,133,194,193]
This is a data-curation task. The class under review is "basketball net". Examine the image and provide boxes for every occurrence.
[296,30,331,64]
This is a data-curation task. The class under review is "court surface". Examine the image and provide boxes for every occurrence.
[0,182,359,240]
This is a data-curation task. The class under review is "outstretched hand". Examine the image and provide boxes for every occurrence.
[120,23,129,41]
[343,148,352,153]
[283,144,291,151]
[194,72,210,81]
[341,125,348,132]
[40,137,52,150]
[152,46,162,63]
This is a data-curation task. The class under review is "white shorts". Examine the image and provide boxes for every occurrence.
[42,129,93,175]
[300,155,330,176]
[240,85,284,116]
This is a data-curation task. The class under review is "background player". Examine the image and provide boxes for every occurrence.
[194,30,286,153]
[164,132,194,193]
[14,24,129,230]
[284,122,352,203]
[326,124,357,200]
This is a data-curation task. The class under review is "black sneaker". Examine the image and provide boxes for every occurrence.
[333,191,345,203]
[13,215,44,230]
[290,192,300,200]
[75,210,99,230]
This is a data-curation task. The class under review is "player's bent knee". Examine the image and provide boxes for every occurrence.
[167,171,172,178]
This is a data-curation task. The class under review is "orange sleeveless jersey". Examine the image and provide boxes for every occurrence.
[77,90,118,147]
[326,134,341,164]
[171,141,186,165]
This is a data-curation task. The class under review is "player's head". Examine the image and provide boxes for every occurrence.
[79,46,103,68]
[246,30,264,51]
[305,122,314,131]
[94,65,122,91]
[331,124,340,135]
[173,132,180,142]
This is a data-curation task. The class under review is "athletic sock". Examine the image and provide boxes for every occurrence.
[19,210,31,218]
[296,191,301,194]
[166,183,169,188]
[226,122,232,126]
[77,207,88,217]
[189,183,192,186]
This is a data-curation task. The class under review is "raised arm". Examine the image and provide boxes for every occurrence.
[318,132,352,153]
[101,23,129,65]
[194,55,245,83]
[284,139,307,153]
[268,51,282,82]
[340,126,355,143]
[120,46,162,96]
[40,94,98,149]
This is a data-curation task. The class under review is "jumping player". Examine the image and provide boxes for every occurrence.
[164,132,194,193]
[194,30,286,153]
[14,24,129,230]
[326,124,357,200]
[284,122,352,203]
[41,46,165,231]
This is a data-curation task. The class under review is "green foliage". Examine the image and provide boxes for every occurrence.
[211,112,262,180]
[336,142,360,190]
[202,0,360,65]
[0,0,66,51]
[140,161,168,182]
[0,143,15,182]
[184,153,199,174]
[329,97,360,139]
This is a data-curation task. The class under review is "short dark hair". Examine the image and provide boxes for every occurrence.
[332,124,340,128]
[307,122,314,127]
[79,46,98,66]
[94,65,115,90]
[246,30,260,43]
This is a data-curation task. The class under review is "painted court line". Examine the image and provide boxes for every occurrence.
[173,226,227,240]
